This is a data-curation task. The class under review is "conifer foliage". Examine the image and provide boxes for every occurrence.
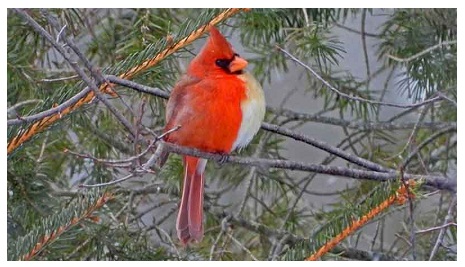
[7,8,456,261]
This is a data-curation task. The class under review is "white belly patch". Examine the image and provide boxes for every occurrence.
[232,72,266,150]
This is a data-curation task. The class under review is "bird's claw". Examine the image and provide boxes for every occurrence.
[217,153,230,165]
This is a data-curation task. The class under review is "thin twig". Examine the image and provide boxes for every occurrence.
[133,97,147,162]
[7,99,43,114]
[429,195,457,260]
[55,24,67,43]
[361,9,371,91]
[416,222,456,234]
[277,45,443,109]
[39,75,79,83]
[130,199,177,223]
[236,137,267,216]
[268,106,454,131]
[228,233,259,261]
[276,129,369,235]
[78,126,181,188]
[387,40,457,63]
[209,230,225,260]
[79,173,136,188]
[389,103,432,160]
[334,22,380,38]
[270,234,290,260]
[43,11,138,119]
[216,210,397,260]
[436,91,457,107]
[402,126,457,167]
[152,225,181,259]
[51,13,138,138]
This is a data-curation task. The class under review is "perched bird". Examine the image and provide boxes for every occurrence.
[161,26,265,245]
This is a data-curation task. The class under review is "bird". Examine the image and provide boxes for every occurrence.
[160,26,266,245]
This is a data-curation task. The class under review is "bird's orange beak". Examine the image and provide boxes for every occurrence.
[228,56,248,73]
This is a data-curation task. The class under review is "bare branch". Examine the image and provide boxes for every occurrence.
[7,99,44,115]
[77,126,180,188]
[162,142,456,192]
[277,45,443,109]
[7,87,91,126]
[79,173,136,188]
[228,233,259,261]
[39,75,79,83]
[105,75,170,99]
[429,195,457,260]
[268,106,455,130]
[388,40,457,63]
[402,126,457,167]
[429,195,457,261]
[361,9,371,90]
[261,122,390,173]
[334,22,381,38]
[389,103,433,160]
[416,222,456,235]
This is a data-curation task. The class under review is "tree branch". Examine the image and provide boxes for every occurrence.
[261,122,390,173]
[7,8,247,155]
[162,142,455,192]
[387,40,457,63]
[268,105,455,130]
[82,75,456,192]
[277,45,443,109]
[402,126,457,167]
[428,195,456,260]
[105,75,170,99]
[7,87,91,126]
[217,211,397,260]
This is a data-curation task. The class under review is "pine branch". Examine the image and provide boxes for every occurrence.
[281,180,410,260]
[214,210,397,261]
[305,180,415,261]
[10,191,112,261]
[7,8,247,155]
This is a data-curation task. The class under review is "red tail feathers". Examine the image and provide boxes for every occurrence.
[176,156,207,245]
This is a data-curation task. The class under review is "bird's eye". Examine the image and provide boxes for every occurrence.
[215,59,230,69]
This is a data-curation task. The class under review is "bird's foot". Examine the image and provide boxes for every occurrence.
[216,153,230,165]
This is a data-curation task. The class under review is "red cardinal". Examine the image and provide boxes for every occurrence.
[161,26,265,245]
